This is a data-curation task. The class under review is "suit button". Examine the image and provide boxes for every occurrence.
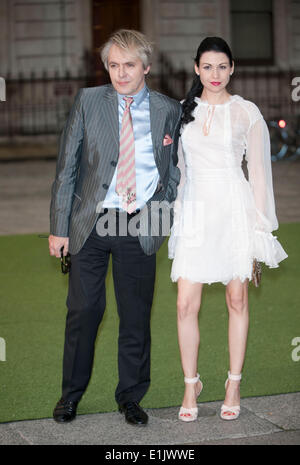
[103,184,109,189]
[111,161,117,167]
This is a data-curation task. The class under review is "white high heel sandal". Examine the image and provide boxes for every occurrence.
[220,371,242,420]
[178,373,203,422]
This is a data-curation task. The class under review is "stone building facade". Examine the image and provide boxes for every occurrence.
[0,0,299,139]
[1,0,299,76]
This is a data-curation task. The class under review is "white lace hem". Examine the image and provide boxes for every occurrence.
[170,271,252,286]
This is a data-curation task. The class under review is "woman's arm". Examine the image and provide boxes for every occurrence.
[246,117,278,232]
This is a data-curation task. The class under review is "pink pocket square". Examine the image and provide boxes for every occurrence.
[163,134,173,146]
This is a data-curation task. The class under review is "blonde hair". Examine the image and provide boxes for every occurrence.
[100,29,153,70]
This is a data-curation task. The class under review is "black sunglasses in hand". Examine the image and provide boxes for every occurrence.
[60,247,71,274]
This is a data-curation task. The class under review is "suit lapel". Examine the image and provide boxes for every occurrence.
[98,87,167,166]
[149,90,166,164]
[102,85,119,149]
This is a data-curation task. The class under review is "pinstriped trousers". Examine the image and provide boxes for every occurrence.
[61,210,156,405]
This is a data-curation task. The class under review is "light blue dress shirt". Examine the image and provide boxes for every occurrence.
[103,85,159,211]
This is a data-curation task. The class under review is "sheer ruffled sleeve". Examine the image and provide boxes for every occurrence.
[246,112,288,267]
[168,136,186,259]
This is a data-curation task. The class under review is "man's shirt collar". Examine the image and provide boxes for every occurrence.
[117,85,148,107]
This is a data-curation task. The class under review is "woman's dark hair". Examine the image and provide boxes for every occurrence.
[181,37,233,126]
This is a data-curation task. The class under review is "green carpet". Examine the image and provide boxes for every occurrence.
[0,224,299,423]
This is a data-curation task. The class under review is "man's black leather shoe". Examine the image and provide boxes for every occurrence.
[119,401,148,426]
[53,398,78,423]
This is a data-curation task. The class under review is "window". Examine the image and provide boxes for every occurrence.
[231,0,273,65]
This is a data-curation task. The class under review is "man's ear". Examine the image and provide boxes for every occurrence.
[144,65,151,76]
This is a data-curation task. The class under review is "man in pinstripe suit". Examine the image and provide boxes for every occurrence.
[49,30,181,425]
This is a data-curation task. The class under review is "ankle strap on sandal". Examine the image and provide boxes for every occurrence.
[228,371,242,381]
[184,373,200,384]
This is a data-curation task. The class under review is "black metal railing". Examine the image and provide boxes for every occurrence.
[1,59,299,138]
[229,68,299,121]
[158,53,300,121]
[158,53,188,101]
[0,70,95,137]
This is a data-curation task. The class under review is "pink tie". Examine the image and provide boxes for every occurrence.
[115,96,136,214]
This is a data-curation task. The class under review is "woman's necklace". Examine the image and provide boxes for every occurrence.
[203,104,215,136]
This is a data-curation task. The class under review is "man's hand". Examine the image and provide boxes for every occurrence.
[49,235,69,258]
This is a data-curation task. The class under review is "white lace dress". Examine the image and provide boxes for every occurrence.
[168,95,288,285]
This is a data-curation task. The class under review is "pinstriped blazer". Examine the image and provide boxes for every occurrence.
[50,84,182,255]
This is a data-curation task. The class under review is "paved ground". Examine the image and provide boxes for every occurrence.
[0,393,299,445]
[0,157,299,446]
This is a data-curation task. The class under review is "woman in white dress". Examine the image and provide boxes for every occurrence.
[168,37,288,422]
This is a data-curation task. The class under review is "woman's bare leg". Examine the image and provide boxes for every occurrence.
[177,278,204,408]
[224,278,249,406]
